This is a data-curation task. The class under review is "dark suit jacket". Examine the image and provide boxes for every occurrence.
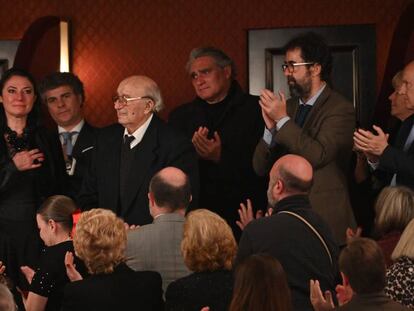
[169,81,267,236]
[338,292,409,311]
[78,115,199,225]
[64,122,97,199]
[236,195,339,311]
[62,263,163,311]
[377,113,414,189]
[253,86,356,244]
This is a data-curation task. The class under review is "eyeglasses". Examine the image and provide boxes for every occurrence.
[282,62,315,73]
[112,95,153,105]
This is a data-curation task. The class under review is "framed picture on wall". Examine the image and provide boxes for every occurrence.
[0,59,9,79]
[248,25,376,127]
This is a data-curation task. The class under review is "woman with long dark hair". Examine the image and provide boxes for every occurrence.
[0,68,66,290]
[229,254,292,311]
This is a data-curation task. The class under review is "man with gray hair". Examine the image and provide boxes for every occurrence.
[79,75,198,226]
[169,47,266,238]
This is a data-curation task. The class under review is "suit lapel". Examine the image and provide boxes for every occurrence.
[72,122,94,157]
[122,117,159,212]
[301,86,331,128]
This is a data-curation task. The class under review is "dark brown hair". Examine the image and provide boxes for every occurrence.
[339,238,386,294]
[38,195,77,232]
[229,254,292,311]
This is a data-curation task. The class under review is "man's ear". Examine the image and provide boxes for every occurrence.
[148,192,155,207]
[310,63,321,77]
[78,94,84,108]
[223,65,232,80]
[145,100,155,114]
[272,179,283,197]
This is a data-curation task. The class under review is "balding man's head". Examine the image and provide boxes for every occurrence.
[400,61,414,109]
[268,155,313,206]
[149,167,191,212]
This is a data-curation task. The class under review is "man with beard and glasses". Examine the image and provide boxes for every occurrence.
[252,32,356,245]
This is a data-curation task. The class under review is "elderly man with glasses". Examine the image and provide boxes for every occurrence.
[78,75,199,227]
[253,32,356,245]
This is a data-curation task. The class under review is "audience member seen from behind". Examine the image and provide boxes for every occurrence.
[347,186,414,266]
[62,209,163,311]
[0,68,66,290]
[165,209,237,311]
[311,238,409,311]
[229,254,292,311]
[19,195,84,311]
[0,283,15,311]
[385,218,414,309]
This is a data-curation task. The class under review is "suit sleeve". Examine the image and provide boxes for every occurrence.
[234,228,254,266]
[274,99,355,169]
[378,145,414,179]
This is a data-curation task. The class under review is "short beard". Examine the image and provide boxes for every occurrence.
[288,76,311,99]
[267,187,276,208]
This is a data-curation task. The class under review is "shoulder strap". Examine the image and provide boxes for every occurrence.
[278,210,333,265]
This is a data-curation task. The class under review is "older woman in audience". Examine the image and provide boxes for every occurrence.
[347,186,414,266]
[165,209,237,311]
[0,68,66,290]
[374,186,414,266]
[385,218,414,309]
[229,254,292,311]
[19,195,84,311]
[61,208,163,311]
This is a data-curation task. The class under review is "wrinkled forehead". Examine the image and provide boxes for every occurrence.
[117,79,147,96]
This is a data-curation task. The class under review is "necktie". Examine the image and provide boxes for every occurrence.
[123,135,135,150]
[295,104,312,127]
[61,131,78,156]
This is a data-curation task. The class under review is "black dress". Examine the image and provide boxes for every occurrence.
[0,126,66,289]
[30,240,85,311]
[165,269,233,311]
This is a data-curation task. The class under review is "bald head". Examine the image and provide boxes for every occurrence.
[401,61,414,109]
[149,167,191,211]
[268,155,313,205]
[118,75,164,112]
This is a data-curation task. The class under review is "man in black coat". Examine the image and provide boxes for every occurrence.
[236,154,339,311]
[169,47,266,238]
[78,75,198,226]
[39,72,97,199]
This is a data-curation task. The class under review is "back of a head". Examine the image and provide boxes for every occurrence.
[284,32,332,83]
[374,186,414,236]
[38,195,77,233]
[0,284,15,311]
[271,154,313,195]
[181,209,237,272]
[74,208,126,274]
[229,254,291,311]
[149,167,191,211]
[391,218,414,261]
[339,238,386,294]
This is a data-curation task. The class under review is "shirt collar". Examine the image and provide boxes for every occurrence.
[123,114,153,148]
[299,83,326,106]
[58,119,85,134]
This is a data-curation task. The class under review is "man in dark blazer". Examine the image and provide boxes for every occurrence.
[253,32,356,245]
[354,61,414,189]
[78,75,199,226]
[39,72,97,199]
[169,47,266,239]
[237,154,339,311]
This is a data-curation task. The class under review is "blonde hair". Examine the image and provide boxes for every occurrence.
[181,209,237,272]
[74,209,126,274]
[374,186,414,236]
[391,218,414,260]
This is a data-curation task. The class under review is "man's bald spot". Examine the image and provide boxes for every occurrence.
[271,154,313,183]
[157,167,187,188]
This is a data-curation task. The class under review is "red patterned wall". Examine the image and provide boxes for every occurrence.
[0,0,410,126]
